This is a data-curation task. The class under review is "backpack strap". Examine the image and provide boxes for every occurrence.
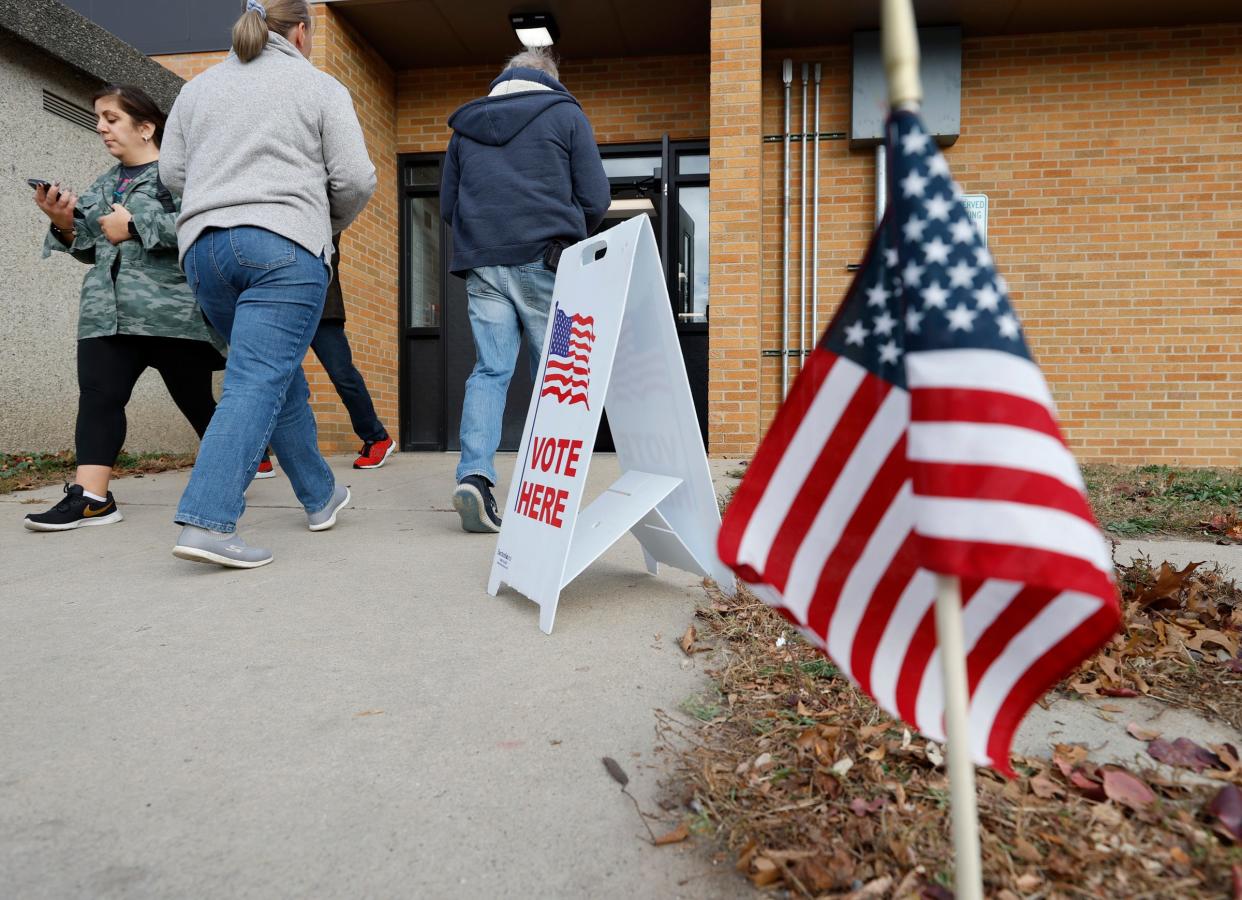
[154,175,176,214]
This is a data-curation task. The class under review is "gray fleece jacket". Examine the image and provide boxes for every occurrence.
[160,33,376,265]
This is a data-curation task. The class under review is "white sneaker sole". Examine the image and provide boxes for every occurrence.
[309,487,351,532]
[452,484,501,534]
[253,468,278,480]
[172,545,273,569]
[354,441,396,470]
[24,510,123,532]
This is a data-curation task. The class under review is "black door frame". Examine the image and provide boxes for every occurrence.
[398,138,710,452]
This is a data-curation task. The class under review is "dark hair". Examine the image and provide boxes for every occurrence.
[92,84,167,148]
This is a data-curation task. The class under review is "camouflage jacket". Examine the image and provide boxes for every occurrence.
[42,162,223,349]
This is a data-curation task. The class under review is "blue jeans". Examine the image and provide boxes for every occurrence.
[176,227,333,532]
[457,260,555,485]
[311,321,387,443]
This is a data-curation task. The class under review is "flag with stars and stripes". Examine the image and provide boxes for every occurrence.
[717,109,1119,774]
[540,307,595,408]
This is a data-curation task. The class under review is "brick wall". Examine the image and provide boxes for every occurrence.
[708,0,764,457]
[310,5,399,453]
[395,54,708,153]
[151,51,227,81]
[762,25,1242,466]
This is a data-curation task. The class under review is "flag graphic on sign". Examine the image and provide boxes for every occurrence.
[718,110,1120,774]
[540,308,596,408]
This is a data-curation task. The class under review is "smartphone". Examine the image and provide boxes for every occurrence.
[27,179,52,190]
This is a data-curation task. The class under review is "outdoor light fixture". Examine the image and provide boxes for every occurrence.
[510,12,559,47]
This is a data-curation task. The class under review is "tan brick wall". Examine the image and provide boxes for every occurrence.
[151,51,228,81]
[709,0,765,457]
[762,25,1242,466]
[153,12,400,455]
[395,54,708,152]
[310,5,399,453]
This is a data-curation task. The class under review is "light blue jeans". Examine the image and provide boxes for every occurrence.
[176,226,334,532]
[456,260,555,485]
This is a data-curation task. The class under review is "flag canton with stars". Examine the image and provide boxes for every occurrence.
[548,309,583,360]
[823,109,1029,389]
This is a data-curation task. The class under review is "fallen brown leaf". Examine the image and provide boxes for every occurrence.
[1148,737,1227,774]
[1102,767,1156,812]
[679,624,697,656]
[1127,722,1162,742]
[1030,774,1066,799]
[1209,785,1242,843]
[653,822,690,846]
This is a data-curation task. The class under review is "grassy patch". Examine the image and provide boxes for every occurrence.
[0,450,196,495]
[1083,464,1242,539]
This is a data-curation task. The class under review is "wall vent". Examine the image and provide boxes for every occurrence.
[43,90,96,133]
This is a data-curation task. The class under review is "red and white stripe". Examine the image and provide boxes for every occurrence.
[719,347,1118,773]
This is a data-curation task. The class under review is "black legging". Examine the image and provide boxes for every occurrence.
[76,335,223,466]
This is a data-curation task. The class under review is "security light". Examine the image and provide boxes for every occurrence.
[510,12,559,47]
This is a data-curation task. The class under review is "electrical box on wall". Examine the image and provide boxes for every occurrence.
[851,26,962,149]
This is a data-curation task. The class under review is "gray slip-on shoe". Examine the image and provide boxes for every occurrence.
[308,485,350,532]
[173,525,273,569]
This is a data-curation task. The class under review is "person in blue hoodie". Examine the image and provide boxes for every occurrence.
[441,47,610,533]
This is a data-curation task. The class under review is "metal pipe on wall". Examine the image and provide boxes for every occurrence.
[875,143,887,225]
[781,59,793,396]
[812,63,822,343]
[799,63,809,371]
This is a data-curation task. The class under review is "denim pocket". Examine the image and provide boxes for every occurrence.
[230,227,296,270]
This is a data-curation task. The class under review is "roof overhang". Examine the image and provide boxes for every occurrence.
[319,0,1241,70]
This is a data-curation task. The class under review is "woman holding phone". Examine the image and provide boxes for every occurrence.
[25,84,224,533]
[160,0,375,568]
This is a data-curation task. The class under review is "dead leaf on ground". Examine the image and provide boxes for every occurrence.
[1209,785,1242,843]
[1148,737,1227,773]
[1102,767,1156,812]
[1127,722,1162,742]
[1030,774,1066,799]
[845,875,893,898]
[1138,561,1204,609]
[849,796,886,817]
[679,624,697,655]
[353,709,384,717]
[653,822,690,846]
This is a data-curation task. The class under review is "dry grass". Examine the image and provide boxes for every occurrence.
[1084,465,1242,540]
[658,562,1242,898]
[0,450,196,495]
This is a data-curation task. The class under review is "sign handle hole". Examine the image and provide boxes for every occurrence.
[581,241,608,266]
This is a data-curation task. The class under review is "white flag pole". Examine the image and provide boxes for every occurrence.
[882,0,985,897]
[933,575,985,900]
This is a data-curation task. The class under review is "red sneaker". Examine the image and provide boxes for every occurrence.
[353,436,395,470]
[255,457,277,479]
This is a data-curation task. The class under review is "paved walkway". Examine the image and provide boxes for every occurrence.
[1,454,751,899]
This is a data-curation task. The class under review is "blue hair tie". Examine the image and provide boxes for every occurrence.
[245,0,267,20]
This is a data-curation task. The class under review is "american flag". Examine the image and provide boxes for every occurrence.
[541,307,595,408]
[718,110,1120,774]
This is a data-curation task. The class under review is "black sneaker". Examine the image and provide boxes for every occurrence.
[23,483,123,532]
[452,475,501,533]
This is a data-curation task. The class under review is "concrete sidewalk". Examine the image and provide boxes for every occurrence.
[0,453,751,900]
[3,455,1239,898]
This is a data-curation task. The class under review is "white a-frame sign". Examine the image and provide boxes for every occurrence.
[488,215,734,633]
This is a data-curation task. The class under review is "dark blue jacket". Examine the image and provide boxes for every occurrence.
[440,68,611,275]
